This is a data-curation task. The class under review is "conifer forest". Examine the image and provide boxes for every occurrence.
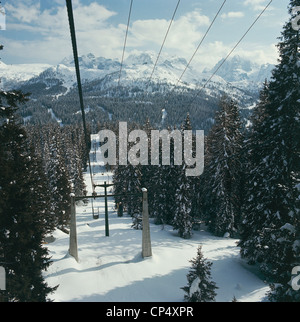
[0,0,299,303]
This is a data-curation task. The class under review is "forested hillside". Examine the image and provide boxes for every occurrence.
[17,80,255,134]
[0,0,299,302]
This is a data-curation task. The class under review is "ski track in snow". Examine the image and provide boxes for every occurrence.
[44,134,268,302]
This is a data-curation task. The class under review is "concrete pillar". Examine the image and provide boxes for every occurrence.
[104,182,109,237]
[69,194,79,262]
[142,188,152,258]
[0,266,5,291]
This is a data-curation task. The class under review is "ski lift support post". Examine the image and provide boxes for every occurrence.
[93,181,115,237]
[69,188,152,262]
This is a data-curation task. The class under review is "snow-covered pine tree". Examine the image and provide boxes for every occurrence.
[203,96,243,237]
[72,154,86,197]
[198,135,213,225]
[159,125,180,225]
[185,113,202,221]
[182,112,192,131]
[126,164,142,217]
[238,81,271,264]
[46,130,71,230]
[161,166,177,225]
[150,164,167,225]
[239,0,300,302]
[0,88,57,301]
[64,125,87,197]
[173,164,193,239]
[182,246,218,302]
[27,145,56,235]
[113,164,127,208]
[172,114,194,239]
[150,124,176,225]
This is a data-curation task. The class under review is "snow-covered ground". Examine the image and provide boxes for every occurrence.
[44,134,269,302]
[0,61,51,89]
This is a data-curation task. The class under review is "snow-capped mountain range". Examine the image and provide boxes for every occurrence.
[0,52,274,97]
[206,55,275,86]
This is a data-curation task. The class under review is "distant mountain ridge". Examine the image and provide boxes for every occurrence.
[209,55,275,84]
[0,53,275,131]
[0,52,274,96]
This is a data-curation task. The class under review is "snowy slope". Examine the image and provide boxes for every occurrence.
[43,134,269,302]
[0,61,51,89]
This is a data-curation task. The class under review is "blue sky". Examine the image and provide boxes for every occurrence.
[0,0,290,69]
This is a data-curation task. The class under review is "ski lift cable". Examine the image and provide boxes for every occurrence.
[65,0,96,198]
[118,0,134,88]
[173,0,227,91]
[146,0,181,89]
[160,0,227,112]
[188,0,273,108]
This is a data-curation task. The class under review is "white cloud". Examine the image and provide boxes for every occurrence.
[3,1,122,63]
[221,12,245,19]
[191,41,231,71]
[233,43,279,65]
[2,0,280,67]
[4,4,211,64]
[6,0,40,24]
[6,1,117,35]
[188,41,279,73]
[243,0,271,11]
[127,10,210,59]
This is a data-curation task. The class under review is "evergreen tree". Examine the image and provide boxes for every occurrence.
[113,136,142,216]
[113,165,127,208]
[28,145,55,235]
[0,87,56,301]
[30,124,87,199]
[203,96,243,237]
[238,81,271,264]
[158,125,180,225]
[64,125,87,197]
[150,164,167,225]
[161,165,177,225]
[173,165,193,239]
[172,115,194,239]
[150,124,175,225]
[126,164,142,216]
[46,131,71,230]
[239,0,300,302]
[182,246,218,302]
